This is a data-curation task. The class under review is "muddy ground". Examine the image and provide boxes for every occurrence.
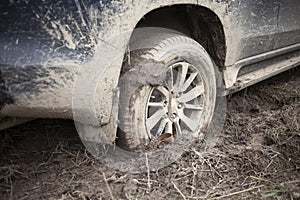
[0,67,299,200]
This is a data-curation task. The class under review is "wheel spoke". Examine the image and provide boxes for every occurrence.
[175,63,189,92]
[179,113,198,131]
[165,121,173,134]
[155,119,168,136]
[178,84,205,103]
[148,102,164,108]
[146,108,166,130]
[184,104,203,111]
[182,72,197,92]
[155,86,169,98]
[174,121,182,135]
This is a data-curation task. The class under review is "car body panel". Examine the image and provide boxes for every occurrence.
[277,0,300,47]
[0,0,299,129]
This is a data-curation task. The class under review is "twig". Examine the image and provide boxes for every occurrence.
[281,179,300,184]
[172,181,187,200]
[211,185,264,200]
[190,163,197,198]
[9,171,13,200]
[193,149,223,178]
[103,172,115,200]
[145,153,151,190]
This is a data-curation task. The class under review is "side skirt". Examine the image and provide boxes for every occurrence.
[224,44,300,94]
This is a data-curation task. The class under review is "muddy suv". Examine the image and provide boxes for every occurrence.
[0,1,299,152]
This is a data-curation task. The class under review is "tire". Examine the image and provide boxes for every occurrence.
[118,31,217,150]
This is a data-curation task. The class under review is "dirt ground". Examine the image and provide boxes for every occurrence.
[0,67,299,200]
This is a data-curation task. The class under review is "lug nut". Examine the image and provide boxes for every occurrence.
[177,104,182,109]
[163,101,168,107]
[176,92,182,98]
[172,113,177,118]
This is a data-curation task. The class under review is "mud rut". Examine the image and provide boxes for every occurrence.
[1,67,299,200]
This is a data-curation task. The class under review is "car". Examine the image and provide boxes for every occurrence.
[0,0,299,151]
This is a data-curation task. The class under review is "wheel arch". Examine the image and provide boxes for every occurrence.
[127,4,227,69]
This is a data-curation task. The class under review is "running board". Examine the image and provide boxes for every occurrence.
[226,55,300,94]
[224,43,300,89]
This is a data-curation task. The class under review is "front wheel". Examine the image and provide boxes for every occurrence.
[118,31,217,150]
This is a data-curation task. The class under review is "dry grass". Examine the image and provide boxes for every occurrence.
[0,67,299,200]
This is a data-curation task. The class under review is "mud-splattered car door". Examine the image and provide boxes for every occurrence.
[234,0,280,59]
[277,0,300,48]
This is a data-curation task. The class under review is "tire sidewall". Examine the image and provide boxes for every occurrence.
[119,35,217,149]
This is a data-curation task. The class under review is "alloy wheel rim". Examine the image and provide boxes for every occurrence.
[145,61,206,139]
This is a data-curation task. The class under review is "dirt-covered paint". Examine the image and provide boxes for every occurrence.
[0,0,299,131]
[0,0,229,122]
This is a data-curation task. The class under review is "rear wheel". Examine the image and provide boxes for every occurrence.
[118,31,217,150]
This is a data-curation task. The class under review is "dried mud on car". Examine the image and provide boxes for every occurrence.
[0,67,299,200]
